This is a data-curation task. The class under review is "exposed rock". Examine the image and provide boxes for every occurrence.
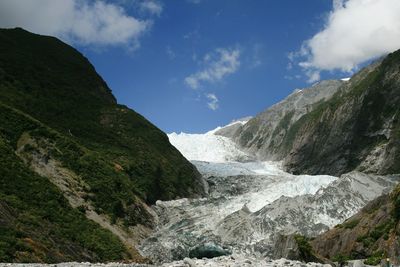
[227,51,400,177]
[311,184,400,264]
[232,80,344,161]
[283,53,400,176]
[15,132,153,259]
[272,234,301,260]
[0,257,335,267]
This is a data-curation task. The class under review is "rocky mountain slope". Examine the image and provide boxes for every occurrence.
[230,50,400,176]
[220,50,400,264]
[0,28,205,263]
[224,80,344,160]
[282,52,400,176]
[311,183,400,264]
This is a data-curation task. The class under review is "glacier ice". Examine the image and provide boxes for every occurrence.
[136,123,400,264]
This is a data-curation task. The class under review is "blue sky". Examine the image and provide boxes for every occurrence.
[2,0,400,133]
[83,0,334,133]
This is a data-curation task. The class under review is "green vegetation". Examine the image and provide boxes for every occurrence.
[279,48,400,175]
[0,28,204,262]
[342,219,360,229]
[271,110,295,139]
[294,235,321,263]
[332,254,351,265]
[356,219,395,248]
[364,251,384,265]
[0,135,128,262]
[0,28,203,205]
[392,184,400,220]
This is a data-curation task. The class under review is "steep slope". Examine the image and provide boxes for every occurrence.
[311,184,400,264]
[0,28,205,263]
[230,50,399,176]
[0,28,205,204]
[0,131,131,263]
[229,80,344,160]
[282,52,400,176]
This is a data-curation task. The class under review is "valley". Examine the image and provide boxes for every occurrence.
[137,122,399,265]
[1,27,400,266]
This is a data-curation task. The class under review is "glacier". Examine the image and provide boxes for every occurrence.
[136,121,399,265]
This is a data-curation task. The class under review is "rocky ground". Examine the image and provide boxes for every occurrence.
[0,257,334,267]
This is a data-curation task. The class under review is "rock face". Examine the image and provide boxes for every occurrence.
[311,184,400,264]
[229,80,344,160]
[282,54,400,176]
[228,50,400,177]
[271,234,301,260]
[0,28,206,263]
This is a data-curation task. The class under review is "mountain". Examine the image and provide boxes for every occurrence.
[282,54,400,176]
[0,28,205,263]
[205,49,400,264]
[229,51,399,177]
[224,80,344,160]
[229,49,400,263]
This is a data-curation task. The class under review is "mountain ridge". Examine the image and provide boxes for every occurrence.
[0,27,206,263]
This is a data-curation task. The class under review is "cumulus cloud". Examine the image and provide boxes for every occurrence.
[184,48,240,89]
[295,0,400,80]
[0,0,152,48]
[139,0,162,16]
[206,93,219,110]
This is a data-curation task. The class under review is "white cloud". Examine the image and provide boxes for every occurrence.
[305,70,321,83]
[206,93,219,110]
[298,0,400,73]
[139,0,162,16]
[0,0,152,48]
[184,48,240,89]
